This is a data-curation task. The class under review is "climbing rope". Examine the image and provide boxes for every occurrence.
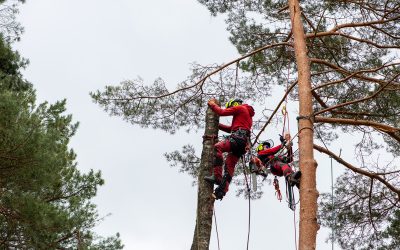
[293,209,298,250]
[273,176,282,201]
[213,207,221,250]
[315,126,336,250]
[241,157,251,250]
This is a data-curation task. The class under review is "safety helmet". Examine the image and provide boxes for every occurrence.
[225,98,243,108]
[256,140,273,152]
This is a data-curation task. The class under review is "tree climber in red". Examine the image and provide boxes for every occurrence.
[250,133,301,188]
[204,98,255,200]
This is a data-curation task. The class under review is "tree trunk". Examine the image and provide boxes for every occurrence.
[190,105,219,250]
[288,1,319,250]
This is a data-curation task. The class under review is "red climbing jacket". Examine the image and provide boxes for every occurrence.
[256,144,293,177]
[208,103,255,132]
[257,144,283,159]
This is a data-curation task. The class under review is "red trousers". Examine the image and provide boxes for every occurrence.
[212,139,240,193]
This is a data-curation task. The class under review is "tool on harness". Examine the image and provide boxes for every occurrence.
[286,171,301,188]
[286,178,297,210]
[249,159,270,177]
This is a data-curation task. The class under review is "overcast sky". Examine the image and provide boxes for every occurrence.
[13,1,346,249]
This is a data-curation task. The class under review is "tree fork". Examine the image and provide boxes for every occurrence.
[190,103,220,250]
[288,0,319,249]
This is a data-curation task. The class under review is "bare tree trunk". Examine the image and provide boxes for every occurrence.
[288,1,319,250]
[190,105,219,250]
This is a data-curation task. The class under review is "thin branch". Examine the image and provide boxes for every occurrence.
[368,178,378,233]
[314,116,400,134]
[310,58,400,89]
[313,144,400,198]
[100,42,290,101]
[314,72,400,116]
[312,62,400,91]
[307,14,400,35]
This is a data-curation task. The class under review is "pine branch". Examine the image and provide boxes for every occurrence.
[310,58,400,89]
[312,62,400,91]
[95,42,290,102]
[314,116,400,134]
[314,72,400,116]
[313,144,400,198]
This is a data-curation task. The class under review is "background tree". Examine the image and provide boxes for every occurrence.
[0,1,123,248]
[92,0,400,249]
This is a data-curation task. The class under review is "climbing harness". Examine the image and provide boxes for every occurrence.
[229,129,250,157]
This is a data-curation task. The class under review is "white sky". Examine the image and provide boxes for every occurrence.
[13,1,347,249]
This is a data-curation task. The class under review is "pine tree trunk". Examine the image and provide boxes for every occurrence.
[288,1,319,249]
[190,105,219,250]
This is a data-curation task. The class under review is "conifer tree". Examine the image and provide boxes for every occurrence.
[0,2,123,248]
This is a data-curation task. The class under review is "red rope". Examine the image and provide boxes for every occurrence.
[273,177,282,201]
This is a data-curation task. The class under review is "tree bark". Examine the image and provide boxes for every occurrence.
[288,1,319,250]
[190,105,219,250]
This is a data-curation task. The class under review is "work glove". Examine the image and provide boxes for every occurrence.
[279,134,285,144]
[208,98,217,107]
[283,133,292,147]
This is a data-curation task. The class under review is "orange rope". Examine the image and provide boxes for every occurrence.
[273,177,282,201]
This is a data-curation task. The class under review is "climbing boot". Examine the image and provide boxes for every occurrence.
[204,175,221,185]
[287,171,302,188]
[212,186,225,200]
